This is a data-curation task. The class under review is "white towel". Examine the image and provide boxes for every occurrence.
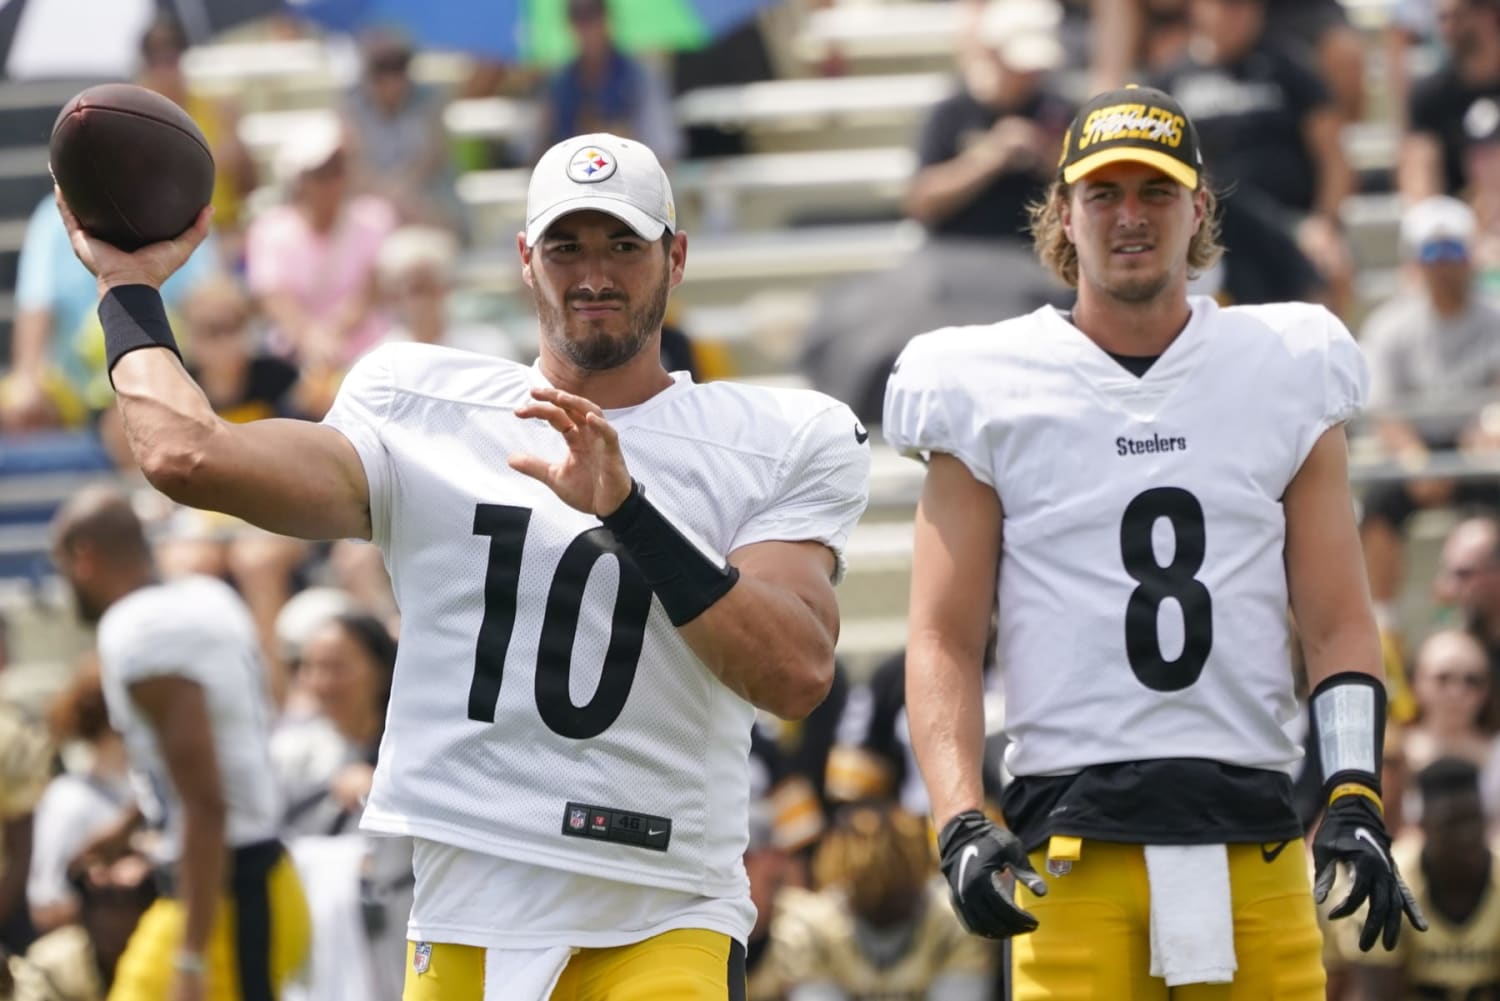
[283,834,377,1001]
[482,945,575,1001]
[1144,844,1236,986]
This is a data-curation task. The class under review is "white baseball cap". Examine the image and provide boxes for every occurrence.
[525,133,676,247]
[979,0,1065,73]
[1400,195,1476,258]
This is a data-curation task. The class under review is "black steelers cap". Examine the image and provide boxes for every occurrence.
[1057,85,1203,190]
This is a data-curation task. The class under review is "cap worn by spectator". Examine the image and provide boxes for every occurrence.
[979,0,1066,74]
[1401,194,1476,263]
[377,226,459,288]
[274,115,346,188]
[275,587,358,666]
[525,133,676,247]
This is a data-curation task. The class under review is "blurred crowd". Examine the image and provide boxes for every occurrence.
[5,0,1500,999]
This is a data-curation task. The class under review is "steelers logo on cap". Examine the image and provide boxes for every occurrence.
[567,146,617,183]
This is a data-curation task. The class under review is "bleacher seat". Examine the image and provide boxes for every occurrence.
[0,430,113,583]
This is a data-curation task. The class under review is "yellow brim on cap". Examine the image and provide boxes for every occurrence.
[1062,146,1198,190]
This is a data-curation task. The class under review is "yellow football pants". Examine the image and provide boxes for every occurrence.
[108,850,311,1001]
[1010,839,1326,1001]
[403,928,746,1001]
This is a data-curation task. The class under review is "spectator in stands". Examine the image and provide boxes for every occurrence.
[534,0,682,163]
[1385,0,1459,132]
[1095,0,1364,118]
[1154,0,1356,314]
[1398,631,1500,805]
[772,804,995,999]
[135,14,257,260]
[750,724,825,862]
[271,613,395,837]
[904,0,1074,243]
[247,117,397,373]
[182,275,318,423]
[1344,758,1500,999]
[0,195,218,432]
[0,704,49,958]
[1359,197,1500,620]
[1090,0,1192,93]
[378,226,516,358]
[26,664,132,935]
[8,851,155,1001]
[343,27,465,237]
[825,649,1005,818]
[1435,515,1500,726]
[1401,0,1500,199]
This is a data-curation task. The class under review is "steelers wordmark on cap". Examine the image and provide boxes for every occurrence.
[568,145,617,183]
[1058,85,1203,191]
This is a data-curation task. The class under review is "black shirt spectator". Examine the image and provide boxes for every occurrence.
[913,87,1075,240]
[1155,45,1331,214]
[1410,67,1500,195]
[1401,0,1500,200]
[905,0,1074,242]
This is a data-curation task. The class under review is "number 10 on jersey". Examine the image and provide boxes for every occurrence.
[467,504,652,738]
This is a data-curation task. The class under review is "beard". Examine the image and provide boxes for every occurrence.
[1103,271,1173,304]
[535,271,671,372]
[69,582,106,624]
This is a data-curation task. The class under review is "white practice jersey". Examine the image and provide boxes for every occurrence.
[97,576,281,859]
[323,343,869,904]
[884,296,1368,780]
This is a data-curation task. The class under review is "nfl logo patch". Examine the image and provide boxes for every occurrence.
[568,807,587,831]
[1046,858,1073,878]
[412,942,432,975]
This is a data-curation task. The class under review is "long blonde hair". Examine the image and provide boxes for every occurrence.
[1026,179,1225,289]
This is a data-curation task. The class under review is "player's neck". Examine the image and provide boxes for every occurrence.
[1070,287,1193,357]
[537,341,676,410]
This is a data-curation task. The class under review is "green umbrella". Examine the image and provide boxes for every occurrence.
[525,0,774,65]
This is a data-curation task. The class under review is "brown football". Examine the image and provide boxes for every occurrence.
[49,83,215,251]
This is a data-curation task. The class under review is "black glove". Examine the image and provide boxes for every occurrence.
[1313,793,1427,951]
[937,810,1049,939]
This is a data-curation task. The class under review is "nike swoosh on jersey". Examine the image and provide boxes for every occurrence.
[1260,840,1290,863]
[854,425,869,445]
[957,844,980,900]
[1354,828,1392,869]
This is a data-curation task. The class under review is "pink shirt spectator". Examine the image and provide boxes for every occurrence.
[247,195,398,366]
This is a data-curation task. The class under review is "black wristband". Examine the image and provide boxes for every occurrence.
[100,284,182,384]
[601,480,740,627]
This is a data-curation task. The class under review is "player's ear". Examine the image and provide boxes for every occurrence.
[668,231,687,290]
[517,232,534,288]
[1191,186,1207,236]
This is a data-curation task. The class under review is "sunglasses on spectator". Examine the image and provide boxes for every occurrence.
[1432,671,1488,689]
[370,53,411,76]
[305,154,348,181]
[1418,238,1469,264]
[193,315,247,337]
[1445,561,1498,581]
